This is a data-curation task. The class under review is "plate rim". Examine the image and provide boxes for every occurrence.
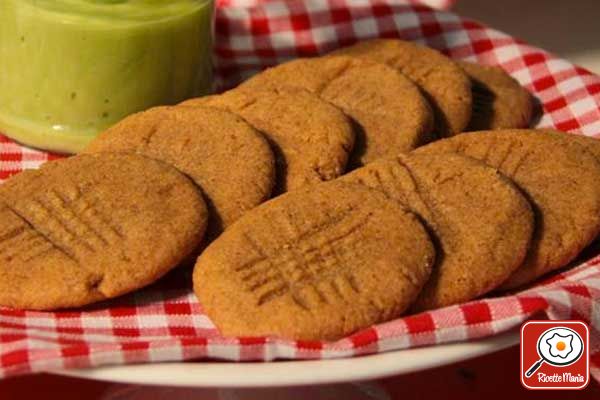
[54,330,520,388]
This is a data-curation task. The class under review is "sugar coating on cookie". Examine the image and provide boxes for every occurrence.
[341,153,534,310]
[182,87,355,192]
[331,39,472,137]
[239,55,434,167]
[417,129,600,289]
[194,182,435,341]
[86,106,276,235]
[459,61,533,130]
[0,153,208,310]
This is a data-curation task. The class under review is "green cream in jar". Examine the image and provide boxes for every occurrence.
[0,0,214,153]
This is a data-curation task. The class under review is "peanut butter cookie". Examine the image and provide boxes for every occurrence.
[341,153,533,310]
[194,182,435,340]
[0,153,207,310]
[417,129,600,289]
[459,61,533,130]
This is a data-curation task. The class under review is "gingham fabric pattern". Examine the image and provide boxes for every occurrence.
[1,0,600,380]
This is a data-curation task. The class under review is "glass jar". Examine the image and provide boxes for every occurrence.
[0,0,214,153]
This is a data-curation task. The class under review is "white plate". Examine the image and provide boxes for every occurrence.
[56,330,519,387]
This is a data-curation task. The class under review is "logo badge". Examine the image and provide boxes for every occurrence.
[521,320,589,390]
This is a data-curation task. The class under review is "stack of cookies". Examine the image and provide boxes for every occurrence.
[1,39,599,342]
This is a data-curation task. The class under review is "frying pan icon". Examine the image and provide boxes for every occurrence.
[525,327,584,378]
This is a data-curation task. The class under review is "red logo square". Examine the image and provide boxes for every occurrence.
[521,320,589,390]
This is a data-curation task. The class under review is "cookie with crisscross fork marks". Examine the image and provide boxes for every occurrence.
[417,129,600,290]
[194,182,435,341]
[342,152,534,311]
[0,153,207,310]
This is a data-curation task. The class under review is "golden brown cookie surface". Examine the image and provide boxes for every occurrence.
[86,106,275,235]
[331,39,472,137]
[194,182,435,341]
[541,129,600,161]
[570,135,600,160]
[239,55,434,167]
[0,153,207,310]
[459,61,533,130]
[417,129,600,289]
[181,87,355,192]
[341,153,533,310]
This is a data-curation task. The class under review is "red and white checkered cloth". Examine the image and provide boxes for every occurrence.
[1,0,600,381]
